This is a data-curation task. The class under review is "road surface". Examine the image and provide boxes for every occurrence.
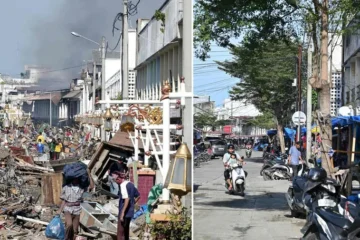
[193,150,306,240]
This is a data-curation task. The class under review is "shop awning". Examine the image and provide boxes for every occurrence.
[62,90,81,99]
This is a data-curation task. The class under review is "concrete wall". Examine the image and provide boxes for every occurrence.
[136,0,183,65]
[105,59,121,83]
[129,30,137,70]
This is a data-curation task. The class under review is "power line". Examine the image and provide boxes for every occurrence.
[194,77,235,88]
[128,0,141,16]
[5,64,87,77]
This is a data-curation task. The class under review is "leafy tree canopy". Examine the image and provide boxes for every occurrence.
[247,112,277,130]
[194,111,218,129]
[216,119,232,127]
[216,38,298,125]
[194,0,360,61]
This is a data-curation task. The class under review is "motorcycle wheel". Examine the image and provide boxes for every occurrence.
[302,232,319,240]
[291,209,300,218]
[260,166,269,176]
[238,184,245,197]
[263,172,272,181]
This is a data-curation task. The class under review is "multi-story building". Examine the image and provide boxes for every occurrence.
[0,65,42,107]
[135,0,184,106]
[194,96,215,115]
[104,30,137,100]
[342,18,360,108]
[331,71,342,116]
[215,99,267,135]
[327,34,343,116]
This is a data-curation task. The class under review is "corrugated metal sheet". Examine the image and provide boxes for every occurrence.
[62,90,81,99]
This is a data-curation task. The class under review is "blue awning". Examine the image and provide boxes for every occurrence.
[266,128,295,140]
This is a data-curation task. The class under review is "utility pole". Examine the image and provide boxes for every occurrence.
[297,45,302,141]
[50,91,52,127]
[92,61,96,111]
[231,100,233,127]
[182,0,193,209]
[101,36,106,141]
[306,37,313,162]
[122,0,129,100]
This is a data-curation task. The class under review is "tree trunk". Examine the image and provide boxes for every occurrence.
[318,0,333,176]
[277,123,285,153]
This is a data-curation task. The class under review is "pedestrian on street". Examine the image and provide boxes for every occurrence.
[58,168,94,240]
[55,138,63,160]
[288,141,304,180]
[116,170,140,240]
[223,144,240,191]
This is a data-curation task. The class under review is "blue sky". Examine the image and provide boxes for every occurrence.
[194,44,240,107]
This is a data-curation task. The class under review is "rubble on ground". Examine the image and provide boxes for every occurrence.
[0,122,183,240]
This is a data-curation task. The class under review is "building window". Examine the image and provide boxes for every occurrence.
[346,91,350,104]
[352,88,356,102]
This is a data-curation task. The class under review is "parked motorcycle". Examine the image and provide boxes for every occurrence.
[225,163,246,196]
[262,155,307,181]
[260,154,286,176]
[245,147,252,158]
[297,168,360,239]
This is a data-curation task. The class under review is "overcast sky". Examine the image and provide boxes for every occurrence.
[0,0,165,90]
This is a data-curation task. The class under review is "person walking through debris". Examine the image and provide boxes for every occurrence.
[37,139,44,155]
[108,158,128,195]
[37,132,45,144]
[116,170,140,240]
[49,138,56,160]
[58,168,94,240]
[54,138,63,160]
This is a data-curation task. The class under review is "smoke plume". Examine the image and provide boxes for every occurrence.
[24,0,164,90]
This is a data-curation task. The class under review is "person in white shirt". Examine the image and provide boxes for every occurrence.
[223,145,242,190]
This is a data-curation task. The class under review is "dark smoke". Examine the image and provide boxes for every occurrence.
[24,0,165,90]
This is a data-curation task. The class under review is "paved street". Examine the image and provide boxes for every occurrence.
[193,150,306,240]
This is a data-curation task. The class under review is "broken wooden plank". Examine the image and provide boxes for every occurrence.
[16,216,49,226]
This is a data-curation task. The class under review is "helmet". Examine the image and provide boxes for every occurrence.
[228,144,235,150]
[307,168,327,182]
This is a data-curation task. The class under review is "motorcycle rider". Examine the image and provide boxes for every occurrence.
[223,144,241,190]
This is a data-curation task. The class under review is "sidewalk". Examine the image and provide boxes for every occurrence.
[193,150,305,240]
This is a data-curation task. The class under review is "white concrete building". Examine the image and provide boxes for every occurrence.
[215,99,267,135]
[194,95,215,115]
[135,0,184,109]
[0,65,41,106]
[328,34,343,116]
[343,19,360,107]
[105,30,137,100]
[215,99,261,120]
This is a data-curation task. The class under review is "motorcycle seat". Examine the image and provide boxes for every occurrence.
[317,208,351,230]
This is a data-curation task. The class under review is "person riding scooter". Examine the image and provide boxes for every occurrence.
[223,144,241,191]
[245,146,252,158]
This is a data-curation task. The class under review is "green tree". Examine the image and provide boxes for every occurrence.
[215,119,231,127]
[216,39,298,152]
[247,112,277,130]
[194,111,218,130]
[194,0,360,174]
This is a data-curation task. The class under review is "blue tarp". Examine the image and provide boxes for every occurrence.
[266,128,295,140]
[266,116,360,140]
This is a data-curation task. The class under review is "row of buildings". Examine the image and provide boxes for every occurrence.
[1,0,185,127]
[194,96,267,137]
